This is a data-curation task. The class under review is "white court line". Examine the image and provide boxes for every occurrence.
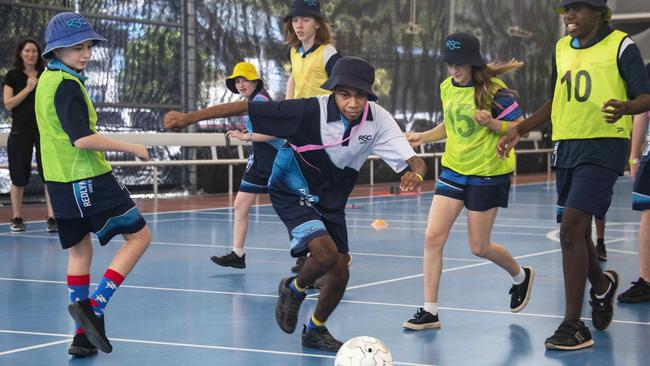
[608,248,639,255]
[545,230,629,245]
[0,339,71,356]
[0,233,484,262]
[1,277,647,328]
[343,249,562,292]
[0,330,435,366]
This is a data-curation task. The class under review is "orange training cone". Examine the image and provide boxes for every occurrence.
[371,219,389,230]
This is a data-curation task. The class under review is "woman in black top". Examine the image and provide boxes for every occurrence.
[2,39,55,232]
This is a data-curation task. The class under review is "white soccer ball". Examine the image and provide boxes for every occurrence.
[334,336,393,366]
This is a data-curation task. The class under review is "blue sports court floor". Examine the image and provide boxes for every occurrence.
[1,177,649,365]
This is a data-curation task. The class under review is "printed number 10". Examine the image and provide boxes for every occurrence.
[560,70,592,102]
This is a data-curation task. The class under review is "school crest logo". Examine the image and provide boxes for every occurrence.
[304,0,318,7]
[66,19,88,29]
[446,40,461,50]
[358,135,373,144]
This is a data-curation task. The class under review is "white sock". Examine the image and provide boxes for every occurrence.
[512,267,526,285]
[424,302,438,315]
[595,281,612,299]
[232,248,245,257]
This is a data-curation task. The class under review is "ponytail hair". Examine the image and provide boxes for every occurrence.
[471,59,524,110]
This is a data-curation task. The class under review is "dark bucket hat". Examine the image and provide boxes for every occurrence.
[284,0,324,22]
[554,0,612,20]
[43,12,106,59]
[441,32,486,67]
[321,56,378,101]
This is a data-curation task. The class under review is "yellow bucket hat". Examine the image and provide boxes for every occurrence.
[226,62,263,94]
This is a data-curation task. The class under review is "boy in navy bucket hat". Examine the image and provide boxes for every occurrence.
[35,12,153,357]
[164,56,426,352]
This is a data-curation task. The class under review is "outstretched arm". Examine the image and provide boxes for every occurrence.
[163,101,249,130]
[400,155,427,192]
[497,100,552,159]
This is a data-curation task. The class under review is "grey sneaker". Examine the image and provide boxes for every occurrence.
[275,277,306,334]
[10,217,25,232]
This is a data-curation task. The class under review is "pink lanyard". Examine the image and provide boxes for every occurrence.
[288,103,369,173]
[495,101,519,121]
[289,103,369,153]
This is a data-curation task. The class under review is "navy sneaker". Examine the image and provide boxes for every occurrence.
[545,320,593,351]
[589,270,619,331]
[510,266,535,313]
[301,324,343,352]
[402,308,441,330]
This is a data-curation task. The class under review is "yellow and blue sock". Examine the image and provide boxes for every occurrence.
[289,278,305,296]
[67,274,89,334]
[89,269,124,317]
[307,314,324,330]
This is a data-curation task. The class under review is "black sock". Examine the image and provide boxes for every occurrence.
[597,238,605,246]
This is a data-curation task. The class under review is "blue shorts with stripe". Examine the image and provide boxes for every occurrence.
[633,158,650,211]
[269,188,348,258]
[555,164,619,222]
[240,152,272,194]
[434,169,511,211]
[56,199,146,249]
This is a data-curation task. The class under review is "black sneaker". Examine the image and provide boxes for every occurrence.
[544,320,594,350]
[589,270,619,331]
[291,256,307,273]
[301,324,343,352]
[10,217,25,232]
[275,277,306,334]
[46,217,58,233]
[596,241,607,261]
[510,266,535,313]
[68,299,112,353]
[210,251,245,269]
[617,277,650,303]
[68,333,98,357]
[402,308,440,330]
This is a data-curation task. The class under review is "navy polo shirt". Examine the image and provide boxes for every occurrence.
[248,95,415,215]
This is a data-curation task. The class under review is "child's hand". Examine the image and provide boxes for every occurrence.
[474,110,492,125]
[405,132,424,148]
[602,99,627,123]
[133,145,150,161]
[226,130,249,141]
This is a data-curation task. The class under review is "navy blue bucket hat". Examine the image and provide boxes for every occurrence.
[43,12,106,59]
[441,32,486,67]
[284,0,324,22]
[554,0,612,20]
[321,56,378,101]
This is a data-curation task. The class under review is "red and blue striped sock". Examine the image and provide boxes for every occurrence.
[89,269,124,317]
[67,274,90,334]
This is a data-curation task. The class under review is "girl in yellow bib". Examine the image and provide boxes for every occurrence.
[402,33,535,331]
[284,0,340,100]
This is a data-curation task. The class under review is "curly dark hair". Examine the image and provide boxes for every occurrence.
[14,39,44,72]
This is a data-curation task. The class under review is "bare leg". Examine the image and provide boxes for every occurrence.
[639,210,650,281]
[560,208,607,321]
[68,234,93,276]
[44,186,54,218]
[10,185,24,219]
[423,195,464,303]
[466,208,520,276]
[232,192,257,250]
[106,227,152,276]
